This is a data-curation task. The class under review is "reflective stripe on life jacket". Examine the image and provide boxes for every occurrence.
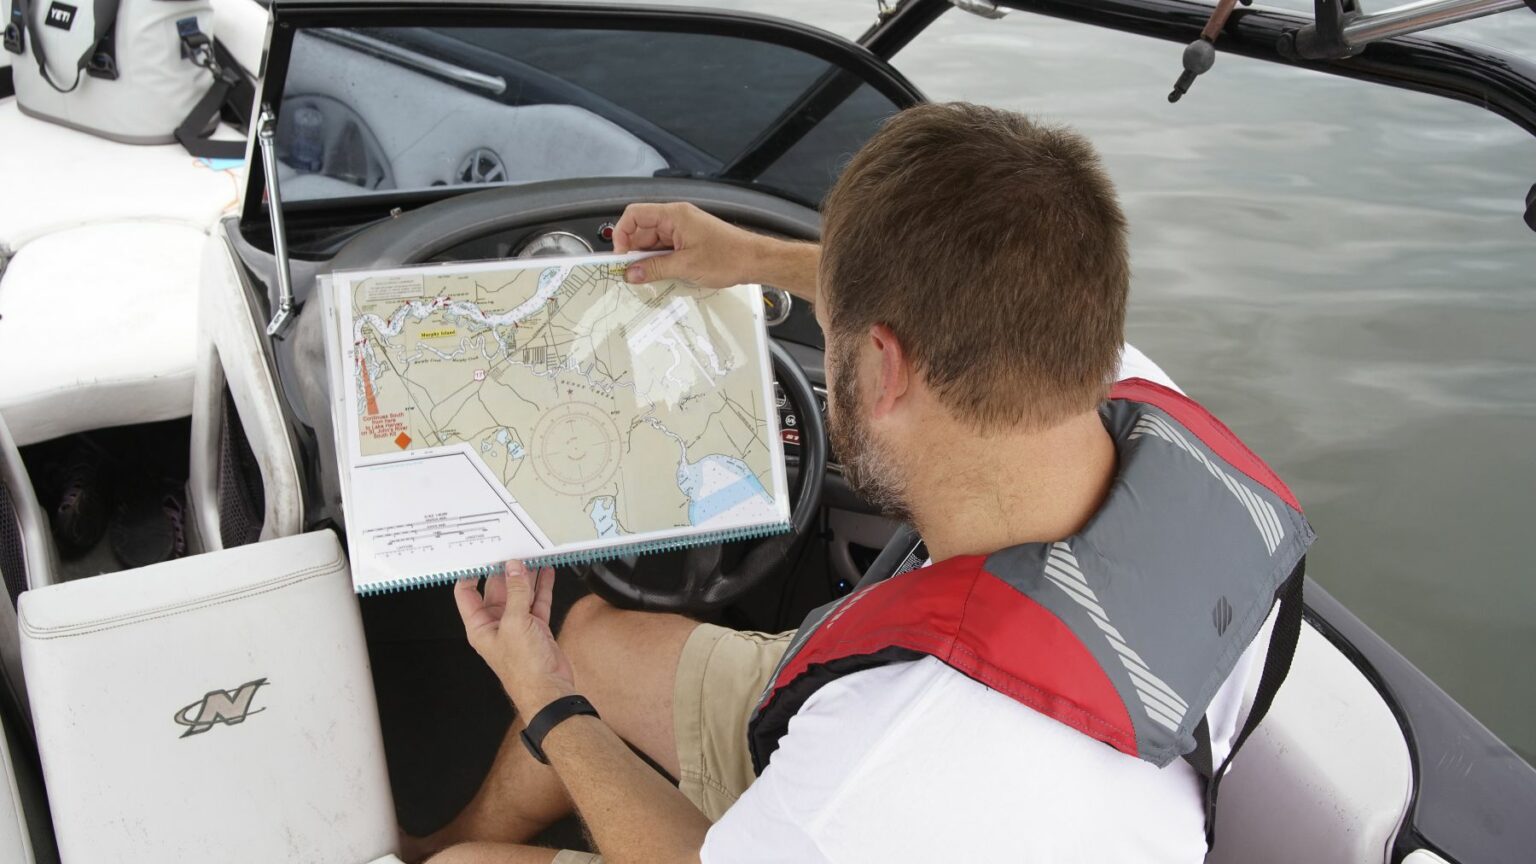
[747,378,1315,774]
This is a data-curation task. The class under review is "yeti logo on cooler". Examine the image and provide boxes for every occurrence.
[173,678,269,738]
[44,1,75,29]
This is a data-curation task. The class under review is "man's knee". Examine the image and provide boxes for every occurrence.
[557,593,621,666]
[554,594,696,707]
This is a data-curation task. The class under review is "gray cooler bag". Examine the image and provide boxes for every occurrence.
[4,0,246,155]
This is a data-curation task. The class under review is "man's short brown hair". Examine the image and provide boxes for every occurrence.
[819,102,1128,431]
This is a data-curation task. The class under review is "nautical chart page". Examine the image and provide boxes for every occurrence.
[325,252,789,594]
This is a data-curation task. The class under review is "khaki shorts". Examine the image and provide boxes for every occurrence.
[551,623,794,864]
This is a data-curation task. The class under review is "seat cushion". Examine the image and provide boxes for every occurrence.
[18,531,397,864]
[0,98,243,247]
[0,222,205,445]
[1207,623,1412,863]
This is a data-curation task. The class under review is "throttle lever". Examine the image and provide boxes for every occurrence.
[1169,0,1249,103]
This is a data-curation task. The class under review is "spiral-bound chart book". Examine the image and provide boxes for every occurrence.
[320,252,789,595]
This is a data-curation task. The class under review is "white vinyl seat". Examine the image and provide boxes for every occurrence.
[1208,622,1413,863]
[0,0,261,446]
[18,530,398,864]
[0,104,231,446]
[0,100,244,250]
[0,222,210,446]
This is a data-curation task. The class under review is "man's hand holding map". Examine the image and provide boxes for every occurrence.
[324,252,789,595]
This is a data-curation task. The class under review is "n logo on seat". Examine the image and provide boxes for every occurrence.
[174,678,269,738]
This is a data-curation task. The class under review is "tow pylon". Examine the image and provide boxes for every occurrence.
[1168,0,1250,103]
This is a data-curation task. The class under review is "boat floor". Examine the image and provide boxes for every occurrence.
[363,572,594,849]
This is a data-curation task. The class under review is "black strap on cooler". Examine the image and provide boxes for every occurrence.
[211,38,254,129]
[172,17,246,159]
[4,0,24,55]
[83,0,118,80]
[1186,557,1305,851]
[0,65,12,99]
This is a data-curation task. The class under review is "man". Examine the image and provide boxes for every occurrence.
[414,102,1310,863]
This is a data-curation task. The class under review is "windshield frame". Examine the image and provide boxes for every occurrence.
[241,0,926,235]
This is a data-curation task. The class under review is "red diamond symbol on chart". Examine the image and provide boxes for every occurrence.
[395,432,412,449]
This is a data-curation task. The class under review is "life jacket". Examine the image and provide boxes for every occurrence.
[747,378,1314,841]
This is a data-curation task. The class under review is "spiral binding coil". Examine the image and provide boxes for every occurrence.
[355,562,504,596]
[353,522,792,596]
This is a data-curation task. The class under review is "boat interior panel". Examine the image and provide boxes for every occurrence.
[0,414,56,601]
[189,230,305,552]
[0,707,41,864]
[210,0,272,77]
[1208,622,1413,863]
[0,422,42,863]
[277,31,668,201]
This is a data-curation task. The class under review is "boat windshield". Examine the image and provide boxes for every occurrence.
[271,24,914,208]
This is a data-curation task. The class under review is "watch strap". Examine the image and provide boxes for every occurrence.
[520,695,600,765]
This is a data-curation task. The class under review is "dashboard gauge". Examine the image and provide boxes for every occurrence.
[761,285,793,327]
[516,230,593,259]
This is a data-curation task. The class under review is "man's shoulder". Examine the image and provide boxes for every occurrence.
[806,656,1150,775]
[776,656,1209,859]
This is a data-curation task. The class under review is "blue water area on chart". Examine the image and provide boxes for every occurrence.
[678,454,771,526]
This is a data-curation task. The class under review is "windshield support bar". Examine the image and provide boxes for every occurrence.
[256,105,297,338]
[859,0,953,59]
[1340,0,1525,49]
[719,66,872,184]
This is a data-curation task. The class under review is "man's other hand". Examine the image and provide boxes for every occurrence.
[612,202,766,289]
[454,562,575,715]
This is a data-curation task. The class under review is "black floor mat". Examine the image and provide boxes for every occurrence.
[362,585,512,836]
[362,576,594,849]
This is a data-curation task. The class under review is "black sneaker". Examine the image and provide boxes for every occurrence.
[109,485,188,570]
[49,442,112,555]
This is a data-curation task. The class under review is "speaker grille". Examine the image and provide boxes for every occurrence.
[217,389,265,548]
[0,476,25,605]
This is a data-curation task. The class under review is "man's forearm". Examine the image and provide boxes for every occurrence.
[748,234,820,304]
[544,714,707,864]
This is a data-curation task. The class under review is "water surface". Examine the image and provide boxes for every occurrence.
[650,0,1536,762]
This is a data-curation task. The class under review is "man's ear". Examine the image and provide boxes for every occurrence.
[869,323,911,420]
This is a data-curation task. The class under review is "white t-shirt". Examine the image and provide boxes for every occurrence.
[699,346,1268,862]
[701,621,1272,864]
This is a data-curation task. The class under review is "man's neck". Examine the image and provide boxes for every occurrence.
[905,409,1117,563]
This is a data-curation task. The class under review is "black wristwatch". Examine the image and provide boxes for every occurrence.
[520,695,601,765]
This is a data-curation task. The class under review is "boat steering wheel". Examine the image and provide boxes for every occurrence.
[324,178,829,616]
